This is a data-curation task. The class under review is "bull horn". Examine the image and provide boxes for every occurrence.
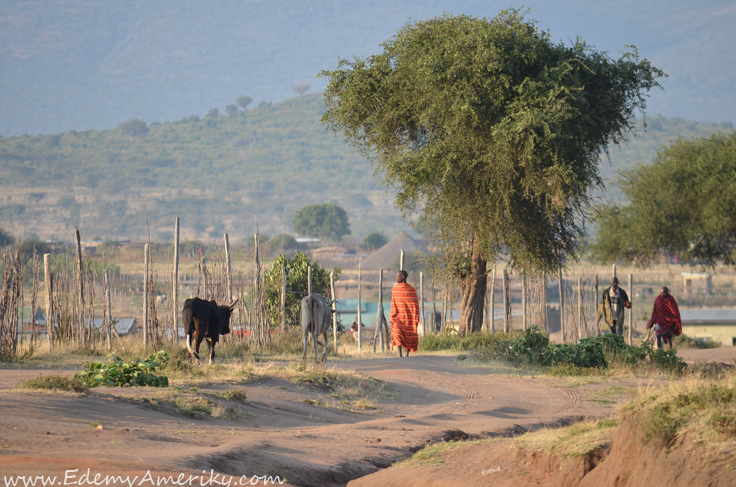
[229,299,238,308]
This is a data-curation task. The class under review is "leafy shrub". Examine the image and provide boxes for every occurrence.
[17,374,87,393]
[76,351,170,387]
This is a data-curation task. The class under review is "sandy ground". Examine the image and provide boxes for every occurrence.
[2,346,733,486]
[0,354,639,486]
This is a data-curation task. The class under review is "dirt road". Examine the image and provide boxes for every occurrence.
[0,355,637,486]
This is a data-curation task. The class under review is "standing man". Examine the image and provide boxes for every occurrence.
[390,270,420,357]
[597,277,631,336]
[646,287,681,350]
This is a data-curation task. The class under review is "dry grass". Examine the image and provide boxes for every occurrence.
[16,374,87,393]
[514,418,620,459]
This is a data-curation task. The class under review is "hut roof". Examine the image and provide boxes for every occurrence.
[360,231,428,270]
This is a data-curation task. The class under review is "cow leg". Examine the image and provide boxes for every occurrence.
[193,336,204,365]
[302,328,309,362]
[322,331,328,363]
[313,332,320,364]
[206,338,216,365]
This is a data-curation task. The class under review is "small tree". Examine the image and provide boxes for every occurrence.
[591,132,736,267]
[0,227,14,247]
[363,231,388,250]
[225,104,239,116]
[293,203,351,241]
[264,252,340,327]
[205,108,220,119]
[292,83,311,96]
[118,119,149,140]
[320,10,663,333]
[236,96,253,110]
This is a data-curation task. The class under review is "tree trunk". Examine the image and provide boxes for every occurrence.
[458,236,487,335]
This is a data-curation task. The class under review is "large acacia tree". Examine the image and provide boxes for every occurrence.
[591,132,736,267]
[320,11,663,333]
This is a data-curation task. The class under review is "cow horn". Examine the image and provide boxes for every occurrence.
[229,299,238,309]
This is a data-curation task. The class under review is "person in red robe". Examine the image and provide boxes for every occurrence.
[646,286,682,350]
[390,270,420,357]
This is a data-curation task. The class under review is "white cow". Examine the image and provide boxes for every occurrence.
[300,294,332,363]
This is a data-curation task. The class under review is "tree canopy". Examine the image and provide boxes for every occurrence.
[118,119,149,139]
[362,231,388,250]
[292,203,351,241]
[320,10,663,273]
[591,132,736,267]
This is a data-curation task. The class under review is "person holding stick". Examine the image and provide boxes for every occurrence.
[390,270,420,357]
[646,286,682,350]
[597,277,631,336]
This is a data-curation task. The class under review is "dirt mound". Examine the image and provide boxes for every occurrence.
[350,416,736,487]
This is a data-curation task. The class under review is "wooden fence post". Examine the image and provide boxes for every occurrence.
[75,229,85,346]
[612,264,617,279]
[307,266,312,296]
[400,249,405,271]
[577,277,583,341]
[44,253,53,349]
[431,270,437,335]
[543,271,549,334]
[357,259,362,352]
[594,275,600,335]
[224,233,232,303]
[503,269,509,333]
[522,271,527,331]
[254,229,261,347]
[330,271,337,353]
[373,269,384,353]
[105,269,112,350]
[559,266,565,343]
[628,273,633,346]
[281,263,287,331]
[490,263,496,332]
[173,217,180,342]
[420,271,425,337]
[143,243,149,349]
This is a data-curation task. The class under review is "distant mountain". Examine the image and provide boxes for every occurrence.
[1,0,734,136]
[0,93,731,242]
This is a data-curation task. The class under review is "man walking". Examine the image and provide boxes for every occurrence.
[597,277,631,336]
[647,287,682,350]
[390,270,420,357]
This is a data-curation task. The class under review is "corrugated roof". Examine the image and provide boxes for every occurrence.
[681,308,736,323]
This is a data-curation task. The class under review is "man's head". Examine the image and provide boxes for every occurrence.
[661,286,670,297]
[612,277,619,289]
[396,270,408,284]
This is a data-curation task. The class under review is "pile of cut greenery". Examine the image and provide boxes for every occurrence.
[75,350,170,387]
[504,327,686,372]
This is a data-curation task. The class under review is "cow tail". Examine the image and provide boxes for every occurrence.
[185,309,194,356]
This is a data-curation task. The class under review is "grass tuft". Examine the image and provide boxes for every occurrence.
[17,374,87,393]
[515,418,620,459]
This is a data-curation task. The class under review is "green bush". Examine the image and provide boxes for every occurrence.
[75,351,170,387]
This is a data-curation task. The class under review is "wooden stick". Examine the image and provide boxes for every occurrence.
[173,217,180,342]
[431,269,437,335]
[373,269,383,353]
[543,271,549,334]
[628,273,633,346]
[281,262,287,331]
[105,269,112,350]
[307,266,312,296]
[522,271,527,331]
[577,277,582,341]
[400,249,405,271]
[420,271,425,337]
[490,263,496,332]
[559,266,564,343]
[44,253,53,349]
[357,259,362,352]
[595,275,600,335]
[224,233,232,303]
[75,229,84,346]
[143,243,149,349]
[503,269,509,333]
[330,271,337,354]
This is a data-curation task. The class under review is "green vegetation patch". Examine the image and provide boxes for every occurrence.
[75,351,170,387]
[419,331,516,352]
[394,439,490,467]
[515,418,620,459]
[17,374,87,393]
[625,375,736,452]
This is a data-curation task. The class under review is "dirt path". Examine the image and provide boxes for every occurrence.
[0,355,631,486]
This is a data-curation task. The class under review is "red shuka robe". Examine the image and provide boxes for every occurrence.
[390,283,420,352]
